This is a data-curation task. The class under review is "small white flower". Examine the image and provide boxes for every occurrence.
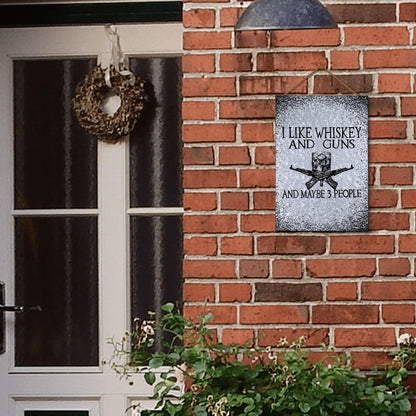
[142,324,154,335]
[174,363,187,383]
[398,333,412,345]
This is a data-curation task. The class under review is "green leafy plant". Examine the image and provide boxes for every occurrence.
[110,303,413,416]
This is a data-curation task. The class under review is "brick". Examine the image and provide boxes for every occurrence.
[350,352,392,370]
[220,53,252,72]
[253,191,275,210]
[220,7,244,27]
[183,31,231,50]
[255,146,275,165]
[221,236,253,255]
[330,50,360,70]
[335,328,396,348]
[220,99,275,119]
[240,169,275,188]
[183,259,235,278]
[271,28,340,47]
[368,120,407,139]
[272,259,302,279]
[379,257,411,276]
[258,328,329,347]
[402,189,416,208]
[370,144,416,163]
[327,4,396,24]
[182,101,215,120]
[183,192,216,211]
[183,170,236,188]
[183,124,235,143]
[256,283,322,302]
[184,305,237,325]
[361,280,416,301]
[258,236,326,255]
[402,97,416,116]
[312,305,379,324]
[241,123,274,142]
[257,52,327,71]
[235,30,268,48]
[378,73,411,93]
[183,9,215,28]
[182,54,215,73]
[184,236,217,255]
[399,234,416,253]
[221,191,249,210]
[364,49,416,68]
[219,146,250,165]
[400,3,416,21]
[240,76,306,95]
[241,214,275,232]
[222,329,254,345]
[380,166,413,185]
[219,283,252,303]
[183,214,237,233]
[240,259,269,278]
[306,258,376,278]
[369,189,398,208]
[369,97,396,117]
[183,77,236,97]
[326,282,357,301]
[369,212,409,231]
[330,235,394,254]
[313,74,373,94]
[344,27,409,46]
[382,304,415,323]
[183,147,214,165]
[183,283,215,302]
[362,281,416,300]
[240,305,309,324]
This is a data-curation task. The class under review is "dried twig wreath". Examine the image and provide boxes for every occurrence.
[72,65,147,143]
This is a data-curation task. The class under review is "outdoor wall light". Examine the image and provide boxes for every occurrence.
[235,0,337,30]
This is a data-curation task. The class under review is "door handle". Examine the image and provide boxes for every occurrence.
[0,305,42,312]
[0,281,42,354]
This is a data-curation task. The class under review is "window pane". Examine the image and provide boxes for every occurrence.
[130,216,182,334]
[129,57,182,207]
[14,59,97,209]
[15,217,98,367]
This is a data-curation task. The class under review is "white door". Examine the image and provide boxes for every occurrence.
[0,24,183,416]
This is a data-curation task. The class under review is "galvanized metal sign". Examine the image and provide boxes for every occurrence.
[275,95,368,232]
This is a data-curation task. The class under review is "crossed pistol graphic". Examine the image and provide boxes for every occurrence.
[290,152,353,190]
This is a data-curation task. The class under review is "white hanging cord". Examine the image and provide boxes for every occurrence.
[98,24,136,87]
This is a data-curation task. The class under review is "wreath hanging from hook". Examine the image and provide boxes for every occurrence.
[72,25,147,143]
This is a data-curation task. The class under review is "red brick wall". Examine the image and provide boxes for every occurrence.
[182,0,416,369]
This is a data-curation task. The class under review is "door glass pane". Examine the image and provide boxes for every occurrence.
[25,412,89,416]
[130,216,182,335]
[15,217,98,367]
[129,57,182,208]
[14,59,97,209]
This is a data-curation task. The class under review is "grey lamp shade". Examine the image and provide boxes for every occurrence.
[235,0,337,30]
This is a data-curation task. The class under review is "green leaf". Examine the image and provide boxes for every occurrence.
[149,357,164,368]
[299,402,311,413]
[144,372,156,385]
[398,399,411,412]
[194,406,208,416]
[162,303,175,312]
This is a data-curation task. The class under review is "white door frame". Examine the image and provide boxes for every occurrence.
[0,23,182,416]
